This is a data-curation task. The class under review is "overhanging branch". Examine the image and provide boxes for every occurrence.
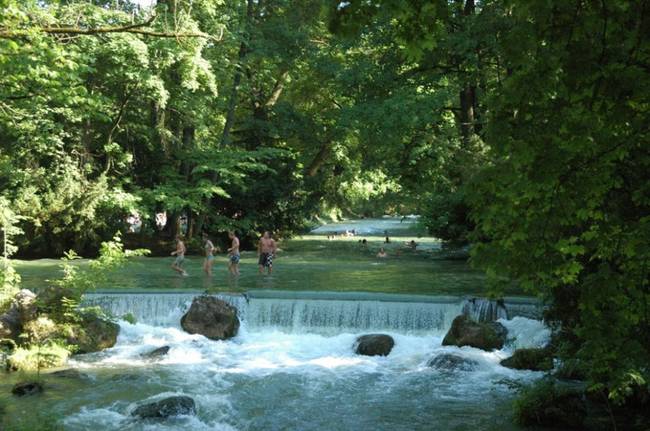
[0,14,223,41]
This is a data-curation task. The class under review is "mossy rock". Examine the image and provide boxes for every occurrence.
[65,313,119,354]
[501,348,553,371]
[442,315,507,351]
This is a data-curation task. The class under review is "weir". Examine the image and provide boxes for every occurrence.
[84,291,541,335]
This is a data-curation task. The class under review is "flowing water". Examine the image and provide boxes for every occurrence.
[2,292,548,431]
[3,219,548,430]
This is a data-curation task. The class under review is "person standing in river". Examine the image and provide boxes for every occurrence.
[171,235,188,276]
[227,231,241,276]
[202,232,218,276]
[257,231,277,275]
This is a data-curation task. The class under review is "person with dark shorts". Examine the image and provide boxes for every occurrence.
[257,231,277,275]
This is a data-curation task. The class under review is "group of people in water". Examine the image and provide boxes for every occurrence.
[375,240,418,259]
[170,231,277,277]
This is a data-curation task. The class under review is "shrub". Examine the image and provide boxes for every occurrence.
[513,378,587,429]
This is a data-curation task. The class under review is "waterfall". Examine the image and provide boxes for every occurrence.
[243,298,461,334]
[83,292,541,335]
[461,298,508,322]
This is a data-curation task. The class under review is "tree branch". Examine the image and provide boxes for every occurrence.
[0,14,223,41]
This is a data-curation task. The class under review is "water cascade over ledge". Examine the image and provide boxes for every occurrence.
[83,291,542,335]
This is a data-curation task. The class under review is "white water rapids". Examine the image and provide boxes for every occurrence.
[54,292,550,430]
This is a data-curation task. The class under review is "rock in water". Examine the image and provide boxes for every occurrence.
[427,353,478,371]
[141,346,170,359]
[354,334,395,356]
[181,296,239,340]
[501,348,554,371]
[442,315,507,351]
[66,313,120,353]
[132,396,196,418]
[12,381,43,397]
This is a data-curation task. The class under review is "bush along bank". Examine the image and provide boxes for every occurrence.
[1,236,147,380]
[505,337,650,430]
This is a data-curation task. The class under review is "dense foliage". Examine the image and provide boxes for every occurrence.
[330,0,650,421]
[1,0,649,420]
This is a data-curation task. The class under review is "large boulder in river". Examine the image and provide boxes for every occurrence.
[427,353,478,371]
[354,334,395,356]
[0,289,37,340]
[65,313,120,354]
[501,347,553,371]
[132,396,196,419]
[181,296,239,340]
[442,315,507,351]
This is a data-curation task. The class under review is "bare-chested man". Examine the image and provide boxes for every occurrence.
[257,231,277,275]
[171,235,188,276]
[227,231,240,276]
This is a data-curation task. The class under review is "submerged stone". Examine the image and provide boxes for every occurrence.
[50,368,88,379]
[354,334,395,356]
[132,396,196,419]
[442,315,507,351]
[12,381,43,397]
[427,353,478,371]
[181,296,239,340]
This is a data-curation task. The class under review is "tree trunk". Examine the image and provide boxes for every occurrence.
[458,0,476,147]
[305,143,331,177]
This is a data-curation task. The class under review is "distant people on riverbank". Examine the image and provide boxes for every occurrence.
[171,235,188,276]
[227,231,240,276]
[258,231,277,275]
[384,236,390,244]
[407,240,418,250]
[203,233,218,276]
[377,247,387,258]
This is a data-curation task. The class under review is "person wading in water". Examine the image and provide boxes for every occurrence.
[227,231,240,276]
[171,235,188,276]
[257,231,277,275]
[202,233,218,276]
